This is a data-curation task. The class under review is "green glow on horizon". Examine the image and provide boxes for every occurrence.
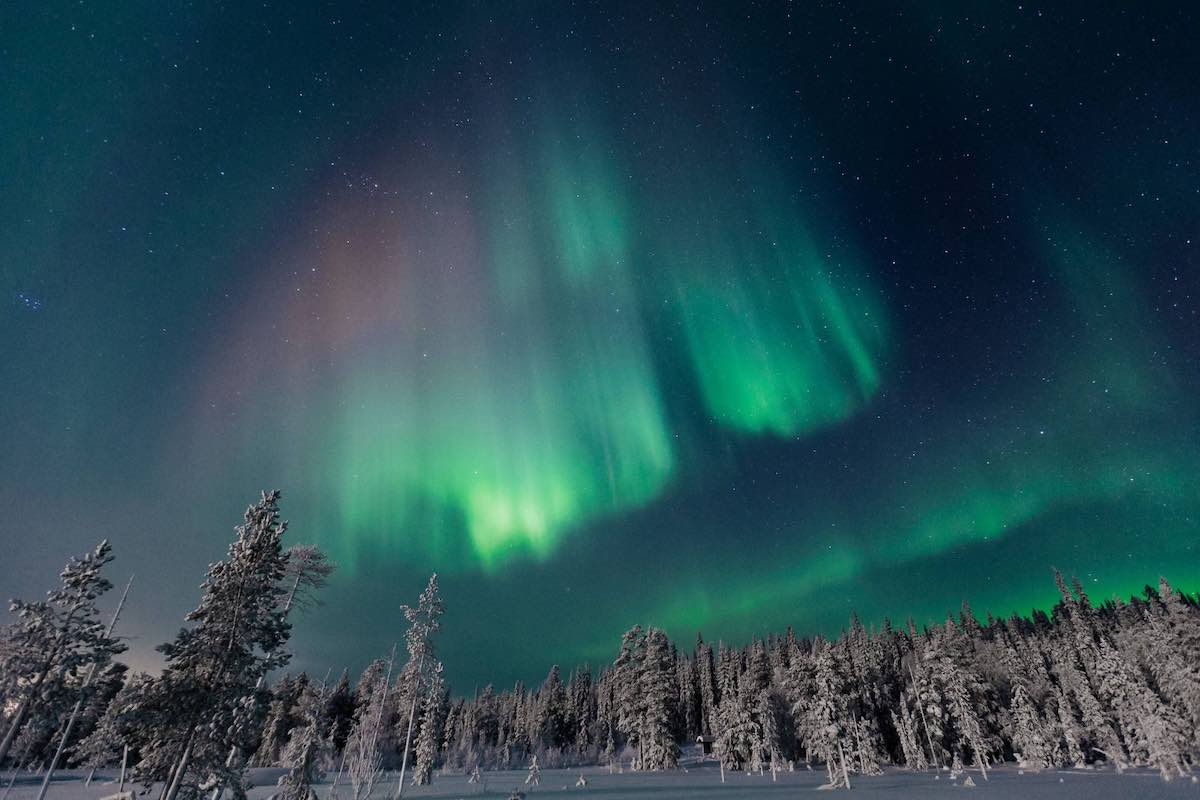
[630,219,1200,646]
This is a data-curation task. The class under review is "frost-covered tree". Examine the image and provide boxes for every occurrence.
[1093,636,1188,779]
[394,574,444,798]
[74,673,151,773]
[253,675,303,767]
[753,689,784,775]
[694,636,718,736]
[1009,680,1053,769]
[612,626,645,765]
[534,665,568,751]
[797,640,850,787]
[926,622,993,780]
[0,541,126,767]
[343,654,394,800]
[277,676,333,800]
[132,491,294,800]
[639,628,678,770]
[411,664,445,786]
[324,670,355,754]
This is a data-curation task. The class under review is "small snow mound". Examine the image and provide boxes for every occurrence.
[962,776,976,787]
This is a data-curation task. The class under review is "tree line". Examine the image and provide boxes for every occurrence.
[3,490,1200,797]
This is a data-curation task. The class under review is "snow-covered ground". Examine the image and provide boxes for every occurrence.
[5,764,1198,800]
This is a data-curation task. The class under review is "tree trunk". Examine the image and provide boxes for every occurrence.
[119,745,129,793]
[162,731,194,800]
[974,742,988,781]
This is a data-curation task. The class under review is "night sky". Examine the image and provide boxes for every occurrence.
[3,2,1198,691]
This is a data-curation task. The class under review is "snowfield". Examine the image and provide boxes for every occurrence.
[6,764,1199,800]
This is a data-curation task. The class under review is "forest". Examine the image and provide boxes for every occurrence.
[3,491,1199,797]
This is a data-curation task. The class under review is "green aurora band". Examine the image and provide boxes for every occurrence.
[202,110,891,570]
[626,217,1200,646]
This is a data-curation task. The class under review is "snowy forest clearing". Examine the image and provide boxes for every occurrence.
[5,765,1197,800]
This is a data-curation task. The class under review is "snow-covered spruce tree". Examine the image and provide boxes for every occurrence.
[535,665,568,751]
[675,654,698,743]
[568,666,595,760]
[1052,686,1087,767]
[638,628,679,770]
[74,672,152,773]
[1008,679,1054,769]
[1048,639,1126,766]
[343,655,394,800]
[925,621,994,780]
[753,689,784,775]
[132,491,294,800]
[800,639,851,787]
[694,635,718,736]
[0,540,126,767]
[411,663,445,786]
[253,674,302,767]
[1093,635,1188,779]
[216,544,334,798]
[891,700,927,770]
[277,675,333,800]
[324,670,356,754]
[1141,582,1200,750]
[394,574,444,798]
[612,625,645,767]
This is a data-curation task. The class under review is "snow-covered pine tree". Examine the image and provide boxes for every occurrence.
[0,541,126,767]
[694,636,718,736]
[754,689,784,775]
[638,628,678,770]
[411,664,445,786]
[343,654,394,800]
[132,492,294,800]
[802,640,850,788]
[277,675,333,800]
[613,626,645,767]
[568,666,594,759]
[535,665,568,751]
[394,573,444,799]
[324,670,355,754]
[891,700,927,770]
[1140,585,1200,751]
[74,673,151,773]
[1052,686,1087,767]
[926,621,992,780]
[714,681,756,773]
[1092,636,1188,779]
[1049,641,1126,767]
[214,545,334,799]
[1009,680,1054,769]
[253,675,301,767]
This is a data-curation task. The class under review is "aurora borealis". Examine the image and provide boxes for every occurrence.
[2,2,1198,689]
